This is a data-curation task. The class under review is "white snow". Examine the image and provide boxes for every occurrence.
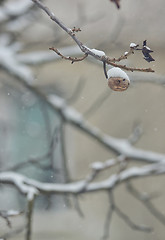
[91,162,104,170]
[7,210,21,216]
[107,67,130,82]
[130,42,138,48]
[144,45,151,51]
[48,94,66,109]
[124,51,128,55]
[90,48,105,57]
[63,107,83,123]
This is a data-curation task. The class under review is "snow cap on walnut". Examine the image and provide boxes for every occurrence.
[107,67,130,82]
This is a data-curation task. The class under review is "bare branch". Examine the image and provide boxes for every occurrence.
[49,47,88,63]
[127,182,165,225]
[0,210,23,228]
[102,192,114,240]
[0,225,25,240]
[73,195,84,218]
[115,205,152,232]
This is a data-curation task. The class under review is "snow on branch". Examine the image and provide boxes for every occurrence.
[0,163,165,195]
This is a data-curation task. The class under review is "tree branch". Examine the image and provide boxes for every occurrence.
[31,0,154,73]
[1,163,165,195]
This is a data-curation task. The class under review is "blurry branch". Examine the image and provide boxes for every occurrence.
[72,195,84,218]
[127,182,165,225]
[1,163,165,195]
[128,123,143,145]
[115,205,152,232]
[102,192,114,240]
[0,210,23,228]
[0,225,25,240]
[48,95,165,164]
[0,0,34,23]
[31,0,154,73]
[102,191,152,240]
[26,191,36,240]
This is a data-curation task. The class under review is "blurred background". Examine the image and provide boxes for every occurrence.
[0,0,165,239]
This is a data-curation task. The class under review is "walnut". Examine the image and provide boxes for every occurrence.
[108,77,130,91]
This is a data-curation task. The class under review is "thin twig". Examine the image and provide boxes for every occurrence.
[49,47,88,63]
[0,210,23,228]
[115,205,152,232]
[73,195,84,218]
[59,122,71,207]
[105,57,154,72]
[108,47,135,62]
[126,181,165,225]
[102,191,114,240]
[0,225,25,239]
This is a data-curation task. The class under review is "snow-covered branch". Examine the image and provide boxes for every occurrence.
[1,163,165,195]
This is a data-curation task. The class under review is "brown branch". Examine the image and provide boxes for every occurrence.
[108,47,135,62]
[105,57,155,72]
[49,47,88,63]
[32,0,154,73]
